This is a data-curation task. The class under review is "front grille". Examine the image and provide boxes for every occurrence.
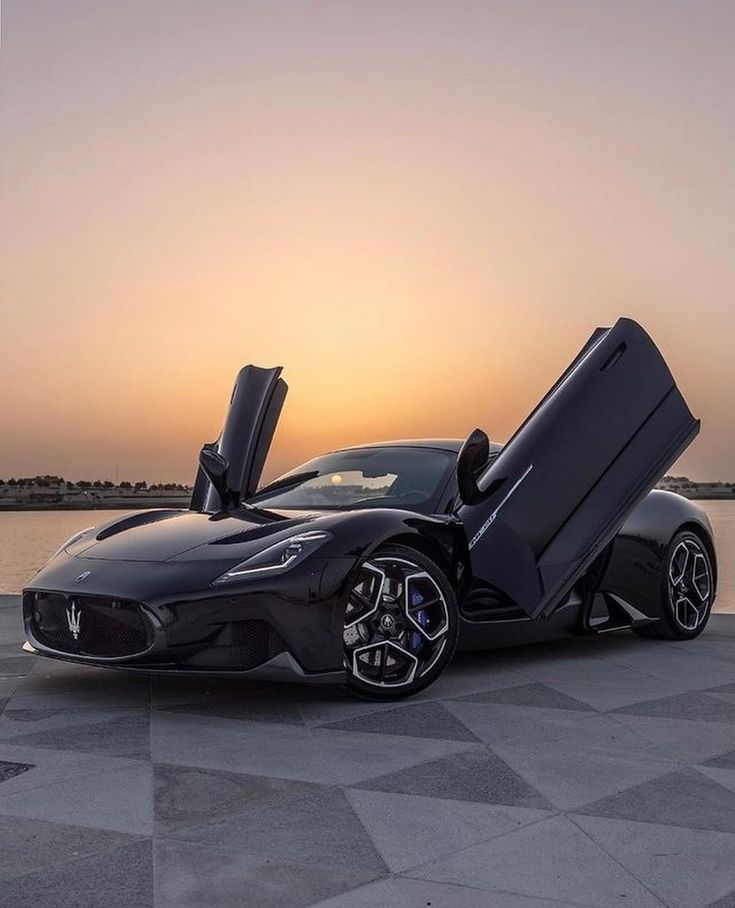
[25,592,153,658]
[231,620,285,670]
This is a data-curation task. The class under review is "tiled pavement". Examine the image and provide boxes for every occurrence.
[1,594,735,908]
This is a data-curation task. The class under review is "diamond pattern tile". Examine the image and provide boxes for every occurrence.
[0,593,732,907]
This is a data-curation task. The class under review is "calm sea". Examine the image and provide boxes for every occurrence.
[0,502,732,611]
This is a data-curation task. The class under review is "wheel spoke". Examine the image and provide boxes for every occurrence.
[669,542,689,585]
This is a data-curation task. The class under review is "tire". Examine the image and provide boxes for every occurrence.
[342,544,459,700]
[634,530,715,640]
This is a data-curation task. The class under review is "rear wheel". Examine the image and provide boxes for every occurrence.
[634,530,714,640]
[343,544,459,700]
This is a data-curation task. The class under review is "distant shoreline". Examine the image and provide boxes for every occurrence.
[0,498,190,512]
[0,493,732,512]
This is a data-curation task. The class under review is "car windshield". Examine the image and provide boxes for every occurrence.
[247,446,455,511]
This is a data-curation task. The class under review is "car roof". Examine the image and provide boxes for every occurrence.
[330,438,476,454]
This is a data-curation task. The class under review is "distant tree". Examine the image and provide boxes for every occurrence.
[77,480,91,489]
[120,481,132,489]
[93,480,103,488]
[134,481,147,491]
[103,481,114,488]
[0,479,4,486]
[67,481,75,489]
[8,478,18,486]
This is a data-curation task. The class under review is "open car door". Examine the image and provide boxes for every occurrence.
[457,318,699,619]
[190,365,287,512]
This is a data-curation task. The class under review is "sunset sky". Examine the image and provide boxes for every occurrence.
[1,1,733,485]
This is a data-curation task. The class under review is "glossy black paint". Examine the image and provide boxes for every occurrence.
[459,318,699,620]
[22,319,716,683]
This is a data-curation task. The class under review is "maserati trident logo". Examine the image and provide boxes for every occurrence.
[66,601,82,641]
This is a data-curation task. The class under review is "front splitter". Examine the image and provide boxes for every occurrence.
[22,641,346,684]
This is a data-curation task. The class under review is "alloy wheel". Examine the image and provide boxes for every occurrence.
[343,555,450,689]
[668,537,712,632]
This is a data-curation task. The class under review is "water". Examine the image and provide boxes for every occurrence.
[0,502,732,611]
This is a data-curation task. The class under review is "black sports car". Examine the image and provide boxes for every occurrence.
[22,318,717,699]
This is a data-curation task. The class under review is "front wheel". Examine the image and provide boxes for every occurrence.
[634,530,715,640]
[342,544,459,700]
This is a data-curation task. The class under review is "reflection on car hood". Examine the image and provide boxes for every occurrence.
[76,508,321,562]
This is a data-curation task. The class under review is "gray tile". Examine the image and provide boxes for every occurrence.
[0,762,153,834]
[313,877,585,907]
[417,658,532,702]
[0,656,35,677]
[312,727,479,786]
[153,712,472,785]
[347,788,553,872]
[0,814,142,881]
[0,742,141,798]
[574,814,735,908]
[12,663,150,711]
[157,686,305,726]
[697,765,735,796]
[154,763,326,835]
[0,677,25,704]
[295,691,398,727]
[610,713,735,764]
[0,761,33,783]
[675,640,735,665]
[0,840,153,908]
[407,814,662,907]
[174,787,387,873]
[605,648,735,689]
[577,768,735,832]
[703,750,735,770]
[444,700,596,747]
[615,691,735,723]
[473,711,673,764]
[492,737,674,811]
[452,682,594,712]
[8,713,150,760]
[321,701,481,742]
[151,711,334,782]
[517,655,691,711]
[154,837,382,908]
[705,682,735,694]
[0,705,138,740]
[355,747,551,808]
[0,602,24,645]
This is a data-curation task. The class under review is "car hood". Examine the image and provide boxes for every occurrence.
[73,508,321,562]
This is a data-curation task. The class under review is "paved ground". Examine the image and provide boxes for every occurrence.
[1,594,735,908]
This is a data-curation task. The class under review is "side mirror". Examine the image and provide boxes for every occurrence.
[198,447,231,509]
[457,428,491,505]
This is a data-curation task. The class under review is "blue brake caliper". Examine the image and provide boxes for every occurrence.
[409,587,429,653]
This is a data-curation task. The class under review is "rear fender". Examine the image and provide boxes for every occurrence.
[593,490,716,619]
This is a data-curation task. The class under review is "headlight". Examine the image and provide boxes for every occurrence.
[49,526,96,560]
[212,530,332,584]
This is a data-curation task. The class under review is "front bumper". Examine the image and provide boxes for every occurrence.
[21,640,346,684]
[23,551,358,680]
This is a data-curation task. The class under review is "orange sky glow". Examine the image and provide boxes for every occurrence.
[1,1,733,484]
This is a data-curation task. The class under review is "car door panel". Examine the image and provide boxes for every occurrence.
[191,365,287,512]
[459,318,699,619]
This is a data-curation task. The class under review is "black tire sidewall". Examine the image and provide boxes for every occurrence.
[344,543,459,700]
